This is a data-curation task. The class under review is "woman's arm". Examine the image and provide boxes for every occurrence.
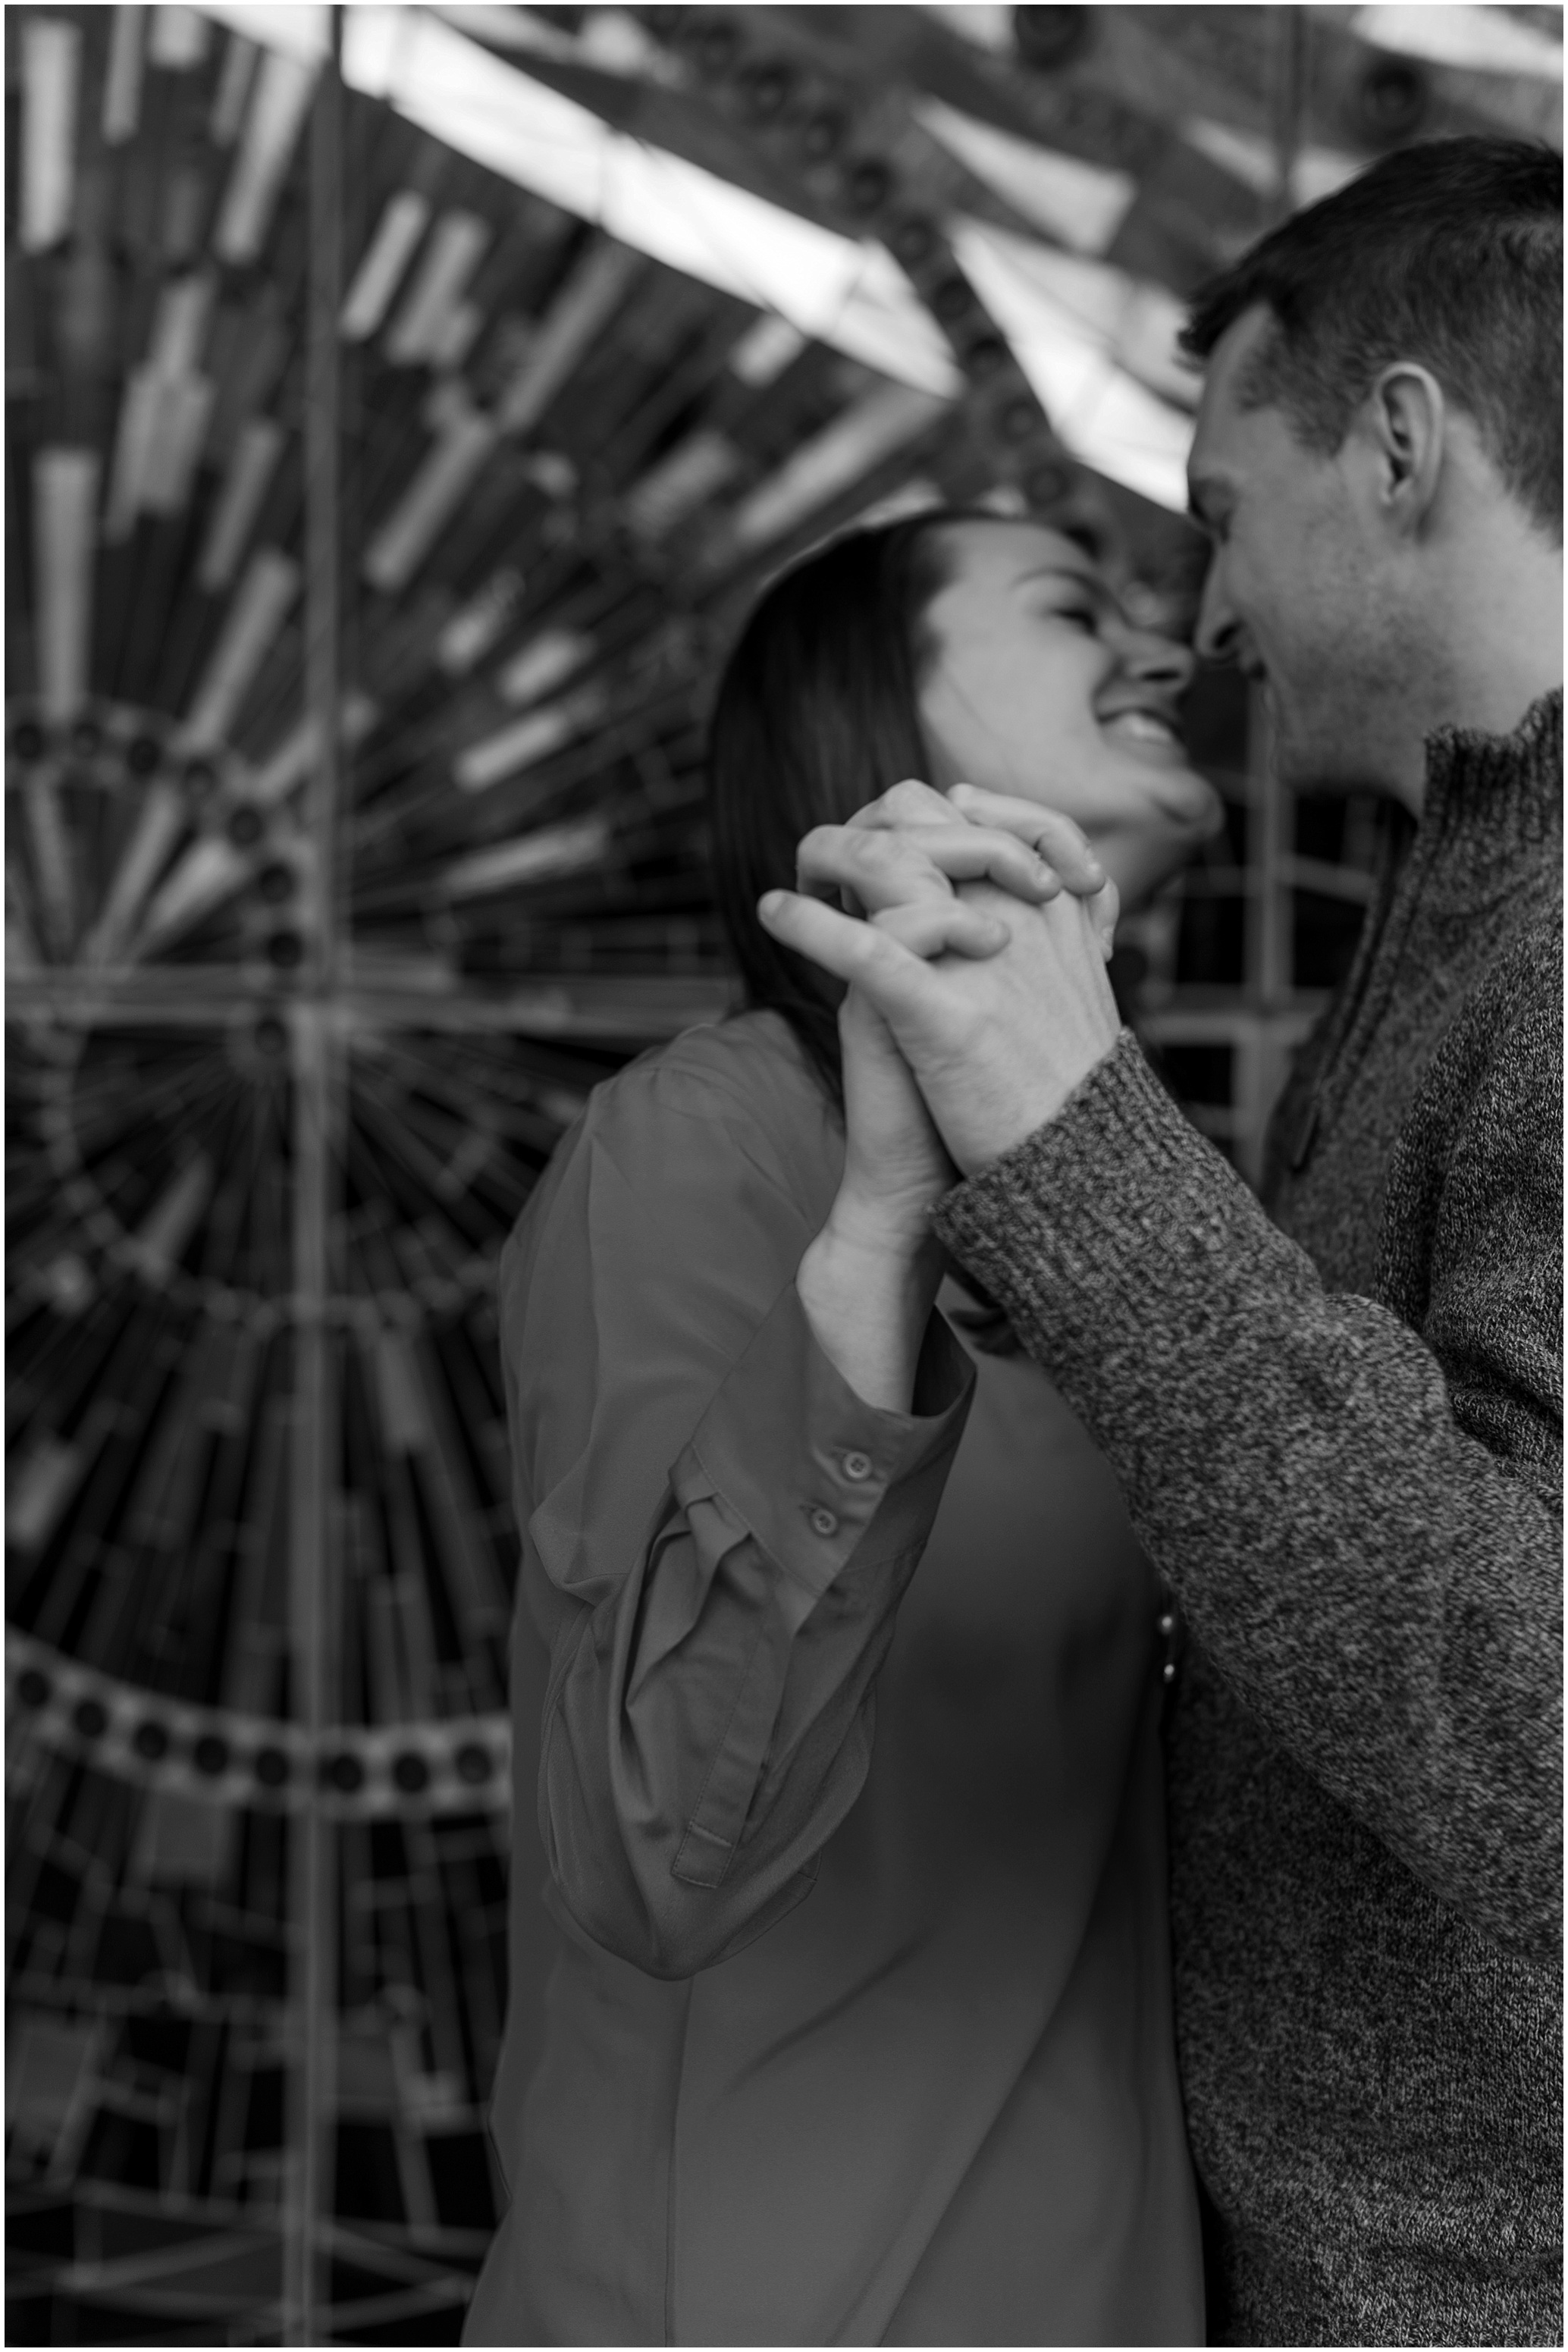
[507,1036,973,1979]
[796,988,955,1411]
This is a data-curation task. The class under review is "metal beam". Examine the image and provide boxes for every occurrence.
[281,16,343,2343]
[5,971,738,1037]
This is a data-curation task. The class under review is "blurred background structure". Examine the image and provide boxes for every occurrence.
[5,5,1561,2341]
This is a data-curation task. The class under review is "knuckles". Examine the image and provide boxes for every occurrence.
[856,924,916,980]
[795,822,846,866]
[800,823,892,871]
[877,778,946,822]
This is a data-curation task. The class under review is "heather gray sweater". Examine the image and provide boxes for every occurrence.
[934,693,1563,2346]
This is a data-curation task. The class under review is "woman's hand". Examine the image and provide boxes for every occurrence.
[833,980,956,1257]
[796,901,992,1413]
[764,877,1122,1180]
[946,782,1120,954]
[849,777,1108,906]
[789,786,1116,1408]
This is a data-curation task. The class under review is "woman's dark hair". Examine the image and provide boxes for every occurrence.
[707,512,974,1105]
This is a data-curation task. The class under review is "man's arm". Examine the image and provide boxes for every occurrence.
[758,842,1561,1959]
[933,1001,1561,1962]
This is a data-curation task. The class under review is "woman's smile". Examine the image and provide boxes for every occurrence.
[1096,704,1189,764]
[916,518,1224,904]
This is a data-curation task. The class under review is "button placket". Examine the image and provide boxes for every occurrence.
[1157,1576,1180,1686]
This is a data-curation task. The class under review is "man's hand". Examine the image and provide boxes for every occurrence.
[801,778,1118,951]
[760,875,1123,1178]
[842,778,1109,895]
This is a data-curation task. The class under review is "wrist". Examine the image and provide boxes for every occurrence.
[945,1031,1121,1177]
[799,1216,943,1320]
[818,1186,946,1272]
[797,1217,946,1415]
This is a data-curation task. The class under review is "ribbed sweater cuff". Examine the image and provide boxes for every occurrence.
[932,1029,1264,1363]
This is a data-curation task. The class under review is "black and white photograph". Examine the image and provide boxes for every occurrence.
[5,4,1562,2344]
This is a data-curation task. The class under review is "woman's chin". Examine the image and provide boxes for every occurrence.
[1096,745,1221,833]
[1099,809,1217,909]
[1147,766,1225,834]
[1195,778,1228,839]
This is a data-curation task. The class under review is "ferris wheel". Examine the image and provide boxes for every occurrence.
[8,5,1550,2341]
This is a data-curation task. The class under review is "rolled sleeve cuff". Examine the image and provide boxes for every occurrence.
[682,1277,974,1612]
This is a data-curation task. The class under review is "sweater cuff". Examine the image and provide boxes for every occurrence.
[932,1028,1262,1363]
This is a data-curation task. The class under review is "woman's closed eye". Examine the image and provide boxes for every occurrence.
[1032,594,1101,635]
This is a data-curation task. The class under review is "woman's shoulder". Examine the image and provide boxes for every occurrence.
[583,1009,832,1152]
[502,1011,840,1318]
[511,1012,836,1254]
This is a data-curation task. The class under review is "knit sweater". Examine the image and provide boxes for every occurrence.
[933,692,1563,2346]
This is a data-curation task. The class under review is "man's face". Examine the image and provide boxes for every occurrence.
[1187,308,1403,795]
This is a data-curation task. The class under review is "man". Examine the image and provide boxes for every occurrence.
[760,138,1562,2343]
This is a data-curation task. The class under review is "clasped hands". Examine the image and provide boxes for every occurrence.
[760,779,1124,1186]
[778,779,1122,1411]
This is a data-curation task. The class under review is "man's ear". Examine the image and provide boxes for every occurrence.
[1366,363,1445,534]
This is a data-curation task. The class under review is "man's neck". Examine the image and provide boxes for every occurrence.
[1394,541,1561,816]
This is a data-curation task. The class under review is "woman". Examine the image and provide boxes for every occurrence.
[464,512,1224,2347]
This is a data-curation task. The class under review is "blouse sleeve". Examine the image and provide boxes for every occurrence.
[501,1043,974,1979]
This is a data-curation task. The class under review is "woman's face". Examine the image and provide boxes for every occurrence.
[916,519,1224,910]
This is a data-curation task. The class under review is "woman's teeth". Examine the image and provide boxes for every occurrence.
[1104,710,1177,745]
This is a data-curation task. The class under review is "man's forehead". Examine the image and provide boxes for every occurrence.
[1203,304,1276,397]
[1189,306,1275,478]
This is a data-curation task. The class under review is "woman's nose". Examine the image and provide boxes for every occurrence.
[1115,619,1196,696]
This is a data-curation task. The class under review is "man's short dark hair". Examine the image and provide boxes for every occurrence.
[1181,137,1562,535]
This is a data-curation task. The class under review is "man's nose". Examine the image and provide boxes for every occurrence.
[1194,558,1240,666]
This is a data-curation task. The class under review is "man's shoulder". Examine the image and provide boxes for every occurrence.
[1437,900,1560,1099]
